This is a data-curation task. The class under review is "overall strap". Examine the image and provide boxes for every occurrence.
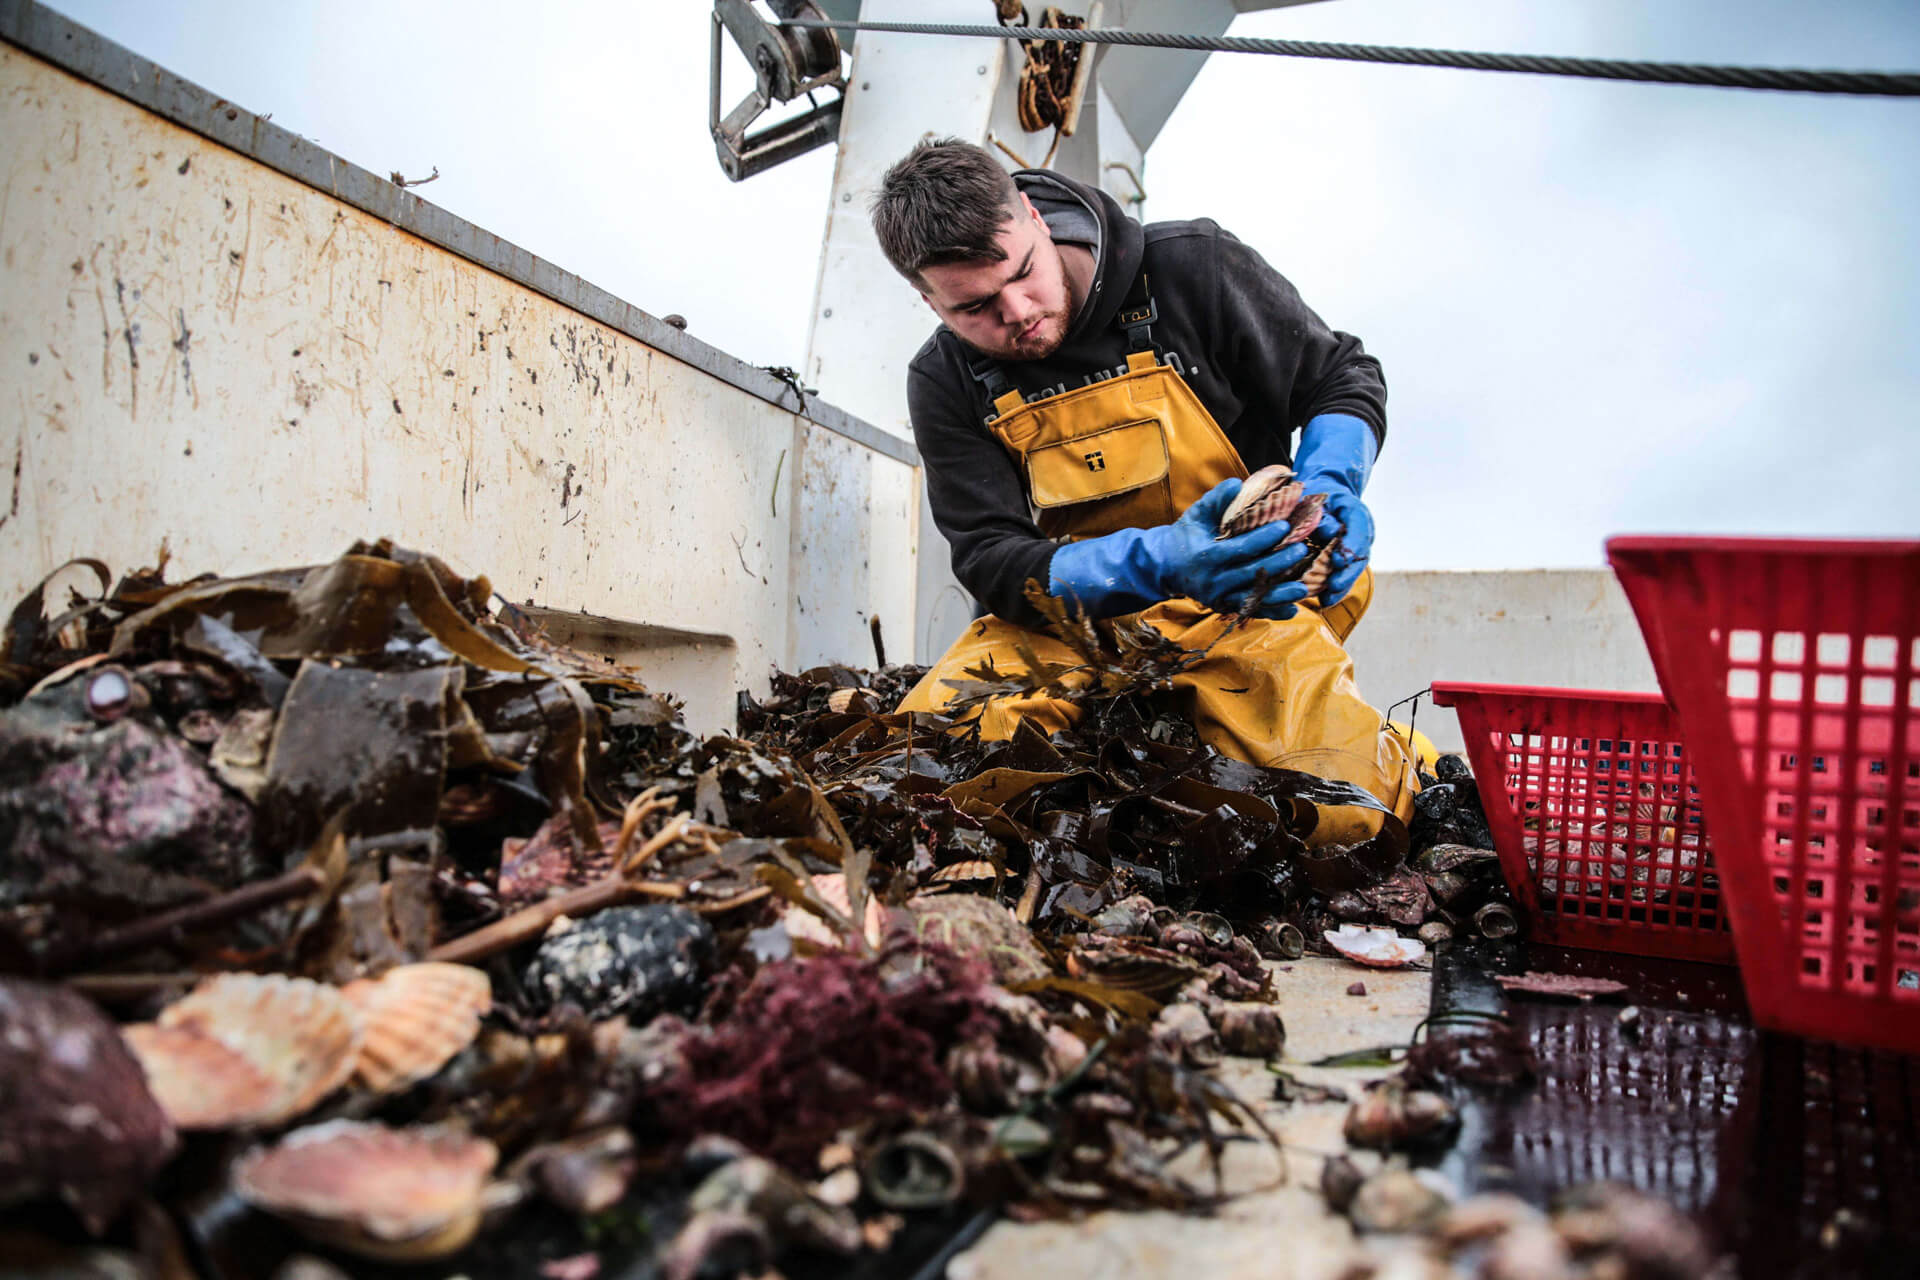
[1115,269,1159,354]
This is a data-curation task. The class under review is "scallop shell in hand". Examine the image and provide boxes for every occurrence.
[1217,466,1298,539]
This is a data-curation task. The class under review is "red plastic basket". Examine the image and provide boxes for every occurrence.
[1607,536,1920,1055]
[1432,682,1736,964]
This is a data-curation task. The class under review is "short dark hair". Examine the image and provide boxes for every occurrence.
[870,138,1021,288]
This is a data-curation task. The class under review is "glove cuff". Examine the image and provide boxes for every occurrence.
[1047,529,1166,619]
[1294,412,1378,497]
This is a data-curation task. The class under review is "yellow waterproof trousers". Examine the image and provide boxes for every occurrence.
[899,346,1418,847]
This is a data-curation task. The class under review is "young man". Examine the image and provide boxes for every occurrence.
[871,138,1417,846]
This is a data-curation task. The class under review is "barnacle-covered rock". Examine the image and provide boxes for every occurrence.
[522,904,714,1021]
[1210,1001,1286,1058]
[124,972,363,1129]
[1348,1167,1454,1234]
[1344,1078,1459,1151]
[1151,1001,1222,1069]
[0,704,259,917]
[340,962,492,1094]
[233,1119,498,1262]
[907,892,1049,984]
[0,978,177,1233]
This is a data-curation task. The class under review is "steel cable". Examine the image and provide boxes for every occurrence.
[781,18,1920,98]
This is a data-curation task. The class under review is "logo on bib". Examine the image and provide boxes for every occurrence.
[1084,451,1106,472]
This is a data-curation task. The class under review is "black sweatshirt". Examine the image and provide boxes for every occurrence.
[906,171,1388,626]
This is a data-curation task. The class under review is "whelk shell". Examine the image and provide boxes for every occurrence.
[340,962,492,1094]
[234,1119,499,1261]
[124,972,363,1128]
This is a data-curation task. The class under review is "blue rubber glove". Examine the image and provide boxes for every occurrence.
[1290,412,1378,609]
[1047,479,1318,619]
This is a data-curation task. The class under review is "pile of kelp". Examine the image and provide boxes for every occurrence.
[0,541,1520,1280]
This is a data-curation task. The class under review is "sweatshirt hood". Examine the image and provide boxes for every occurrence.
[1015,170,1145,346]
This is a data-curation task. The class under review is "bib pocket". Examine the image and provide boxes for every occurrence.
[1025,418,1170,510]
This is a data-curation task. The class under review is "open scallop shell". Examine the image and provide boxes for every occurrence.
[124,973,363,1128]
[1325,924,1429,969]
[234,1119,498,1262]
[340,963,492,1094]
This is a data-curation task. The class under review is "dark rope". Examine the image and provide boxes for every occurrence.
[781,18,1920,98]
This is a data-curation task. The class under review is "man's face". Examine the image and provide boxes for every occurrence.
[918,194,1073,362]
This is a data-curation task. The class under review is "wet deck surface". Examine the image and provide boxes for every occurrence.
[925,942,1920,1280]
[1435,941,1920,1280]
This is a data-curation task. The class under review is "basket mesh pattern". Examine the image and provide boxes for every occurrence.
[1434,685,1735,963]
[1608,537,1920,1052]
[1721,626,1920,999]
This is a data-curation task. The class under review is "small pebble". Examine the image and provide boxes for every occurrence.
[1347,982,1367,996]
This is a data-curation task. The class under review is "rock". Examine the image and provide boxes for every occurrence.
[522,905,714,1020]
[1348,1167,1453,1234]
[0,978,178,1233]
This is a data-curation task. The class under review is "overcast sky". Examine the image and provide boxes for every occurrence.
[41,0,1920,572]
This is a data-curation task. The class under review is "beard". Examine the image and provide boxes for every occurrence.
[981,308,1069,362]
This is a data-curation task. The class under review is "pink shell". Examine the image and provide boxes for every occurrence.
[1216,466,1301,540]
[122,1023,282,1130]
[124,972,363,1128]
[340,962,492,1094]
[234,1119,497,1258]
[1324,925,1428,969]
[783,872,887,948]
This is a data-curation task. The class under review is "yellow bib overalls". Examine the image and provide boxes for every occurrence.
[897,295,1419,848]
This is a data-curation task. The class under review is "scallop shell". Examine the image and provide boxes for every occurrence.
[122,1023,281,1130]
[782,871,886,948]
[1216,465,1300,539]
[125,973,363,1128]
[1324,924,1428,969]
[824,688,870,714]
[234,1119,498,1262]
[340,963,492,1094]
[928,859,998,883]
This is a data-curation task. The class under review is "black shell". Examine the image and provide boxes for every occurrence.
[522,904,715,1021]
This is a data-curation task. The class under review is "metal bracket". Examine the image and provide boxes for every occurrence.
[710,0,847,182]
